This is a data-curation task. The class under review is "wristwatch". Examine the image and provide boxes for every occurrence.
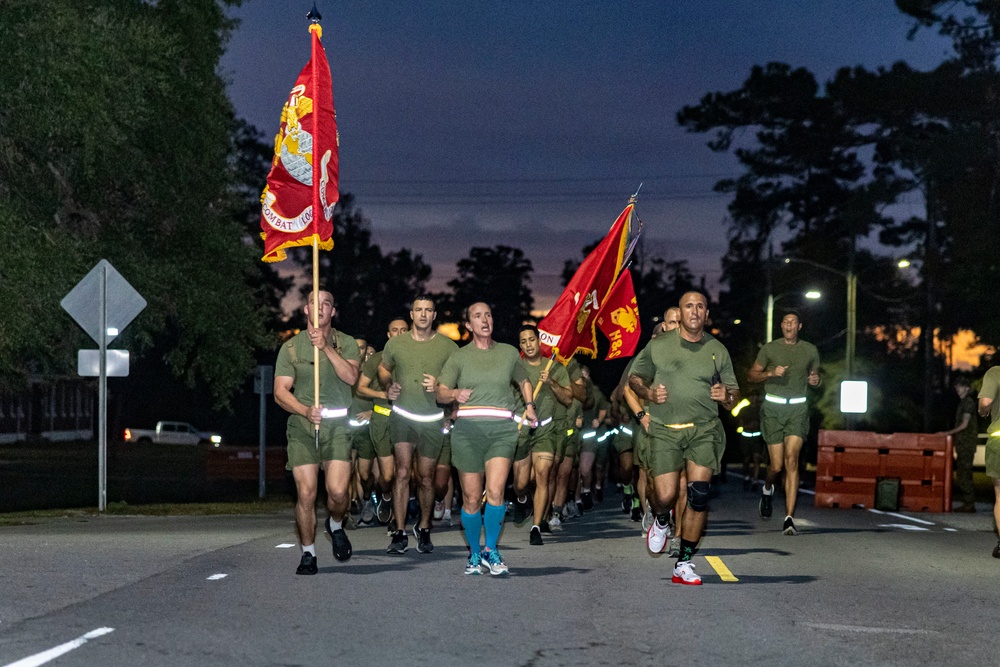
[635,410,646,421]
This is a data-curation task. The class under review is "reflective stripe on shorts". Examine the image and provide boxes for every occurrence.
[765,394,807,405]
[457,406,514,419]
[321,407,349,419]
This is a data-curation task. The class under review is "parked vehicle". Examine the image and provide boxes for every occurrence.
[124,421,222,446]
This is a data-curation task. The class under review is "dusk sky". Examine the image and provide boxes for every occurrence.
[221,1,951,310]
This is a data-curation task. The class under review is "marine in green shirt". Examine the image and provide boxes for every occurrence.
[628,291,740,585]
[746,310,822,533]
[273,291,361,575]
[977,365,1000,558]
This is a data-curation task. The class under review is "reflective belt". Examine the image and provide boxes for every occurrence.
[582,431,597,439]
[597,428,619,443]
[991,430,1000,437]
[320,407,349,419]
[515,415,553,427]
[348,418,370,428]
[373,405,391,417]
[392,405,445,422]
[765,394,807,405]
[457,406,514,420]
[665,423,695,430]
[621,427,633,436]
[740,430,762,438]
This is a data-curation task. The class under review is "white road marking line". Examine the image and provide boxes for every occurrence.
[944,527,958,532]
[207,574,228,580]
[275,543,296,549]
[801,622,934,635]
[3,627,114,667]
[868,509,935,526]
[878,523,930,531]
[798,487,816,496]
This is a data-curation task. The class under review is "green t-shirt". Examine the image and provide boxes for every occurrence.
[361,351,389,410]
[754,338,820,398]
[629,329,737,425]
[438,342,528,417]
[582,382,609,425]
[979,366,1000,427]
[381,331,459,416]
[274,328,361,410]
[516,357,571,422]
[553,358,584,420]
[954,394,978,446]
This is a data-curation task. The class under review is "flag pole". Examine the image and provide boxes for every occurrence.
[309,3,323,442]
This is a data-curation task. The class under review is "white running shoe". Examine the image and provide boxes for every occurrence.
[641,508,654,536]
[646,517,668,554]
[549,514,562,529]
[442,508,452,526]
[433,500,445,521]
[672,560,702,585]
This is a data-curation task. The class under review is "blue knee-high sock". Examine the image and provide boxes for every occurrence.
[462,509,483,552]
[484,502,505,551]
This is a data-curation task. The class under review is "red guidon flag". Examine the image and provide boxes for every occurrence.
[538,203,634,362]
[260,23,339,262]
[595,268,640,360]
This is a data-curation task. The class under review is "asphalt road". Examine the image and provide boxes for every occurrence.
[1,481,998,667]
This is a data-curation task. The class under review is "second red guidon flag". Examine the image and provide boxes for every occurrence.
[260,23,339,263]
[595,268,640,360]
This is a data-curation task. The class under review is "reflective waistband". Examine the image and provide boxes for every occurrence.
[598,428,619,443]
[665,422,695,430]
[991,430,1000,437]
[765,394,807,405]
[373,405,392,417]
[320,407,349,419]
[621,427,633,436]
[392,405,445,422]
[457,406,514,420]
[514,415,553,427]
[582,431,597,439]
[740,430,762,438]
[348,418,369,428]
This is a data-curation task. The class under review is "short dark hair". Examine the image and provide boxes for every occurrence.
[410,295,436,309]
[782,309,802,323]
[519,324,540,338]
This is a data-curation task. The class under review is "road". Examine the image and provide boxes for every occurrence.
[0,481,997,667]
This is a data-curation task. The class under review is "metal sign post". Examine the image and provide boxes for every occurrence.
[254,365,274,499]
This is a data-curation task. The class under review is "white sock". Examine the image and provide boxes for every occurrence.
[328,518,343,532]
[763,484,774,495]
[302,544,316,556]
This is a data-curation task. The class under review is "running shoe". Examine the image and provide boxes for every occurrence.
[641,507,654,536]
[759,486,773,519]
[671,560,702,585]
[433,499,446,520]
[529,526,544,546]
[296,552,318,575]
[465,551,484,575]
[621,492,631,513]
[483,548,509,575]
[375,494,392,525]
[407,496,419,521]
[549,514,562,529]
[513,499,529,526]
[581,491,594,511]
[783,516,797,535]
[331,528,352,562]
[386,530,408,555]
[994,541,1000,559]
[667,537,681,557]
[414,525,434,553]
[539,519,552,534]
[564,502,580,520]
[360,498,376,525]
[630,504,642,522]
[574,500,585,517]
[442,508,453,526]
[594,487,604,504]
[647,516,669,554]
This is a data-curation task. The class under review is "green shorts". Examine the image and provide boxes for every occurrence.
[986,436,1000,479]
[528,424,560,456]
[351,422,374,460]
[370,412,391,459]
[595,437,611,463]
[760,402,809,444]
[738,431,766,460]
[285,415,351,469]
[633,424,650,472]
[646,419,726,477]
[438,431,452,467]
[580,429,600,454]
[514,425,532,462]
[389,412,445,460]
[563,428,581,461]
[451,418,518,474]
[614,426,635,455]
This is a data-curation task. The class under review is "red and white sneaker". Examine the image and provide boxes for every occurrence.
[646,517,668,554]
[672,560,702,585]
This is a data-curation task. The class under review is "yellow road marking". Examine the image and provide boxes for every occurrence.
[704,556,738,582]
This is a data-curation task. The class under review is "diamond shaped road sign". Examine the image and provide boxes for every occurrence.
[61,260,147,345]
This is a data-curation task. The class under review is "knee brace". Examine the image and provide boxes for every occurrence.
[686,481,710,512]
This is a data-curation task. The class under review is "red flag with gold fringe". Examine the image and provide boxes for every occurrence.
[260,23,339,262]
[537,203,635,362]
[595,268,640,360]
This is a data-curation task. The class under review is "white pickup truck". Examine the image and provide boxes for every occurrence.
[124,421,223,446]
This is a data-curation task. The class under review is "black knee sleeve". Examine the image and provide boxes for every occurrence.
[687,481,710,512]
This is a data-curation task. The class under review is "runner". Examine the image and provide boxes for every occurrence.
[379,298,458,555]
[512,325,573,545]
[348,338,376,525]
[356,317,409,527]
[977,365,1000,558]
[629,291,740,585]
[747,310,821,535]
[274,290,361,575]
[578,367,608,511]
[436,302,537,575]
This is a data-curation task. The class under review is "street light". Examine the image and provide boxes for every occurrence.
[766,289,822,343]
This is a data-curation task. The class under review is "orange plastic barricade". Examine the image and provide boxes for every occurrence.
[814,430,953,513]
